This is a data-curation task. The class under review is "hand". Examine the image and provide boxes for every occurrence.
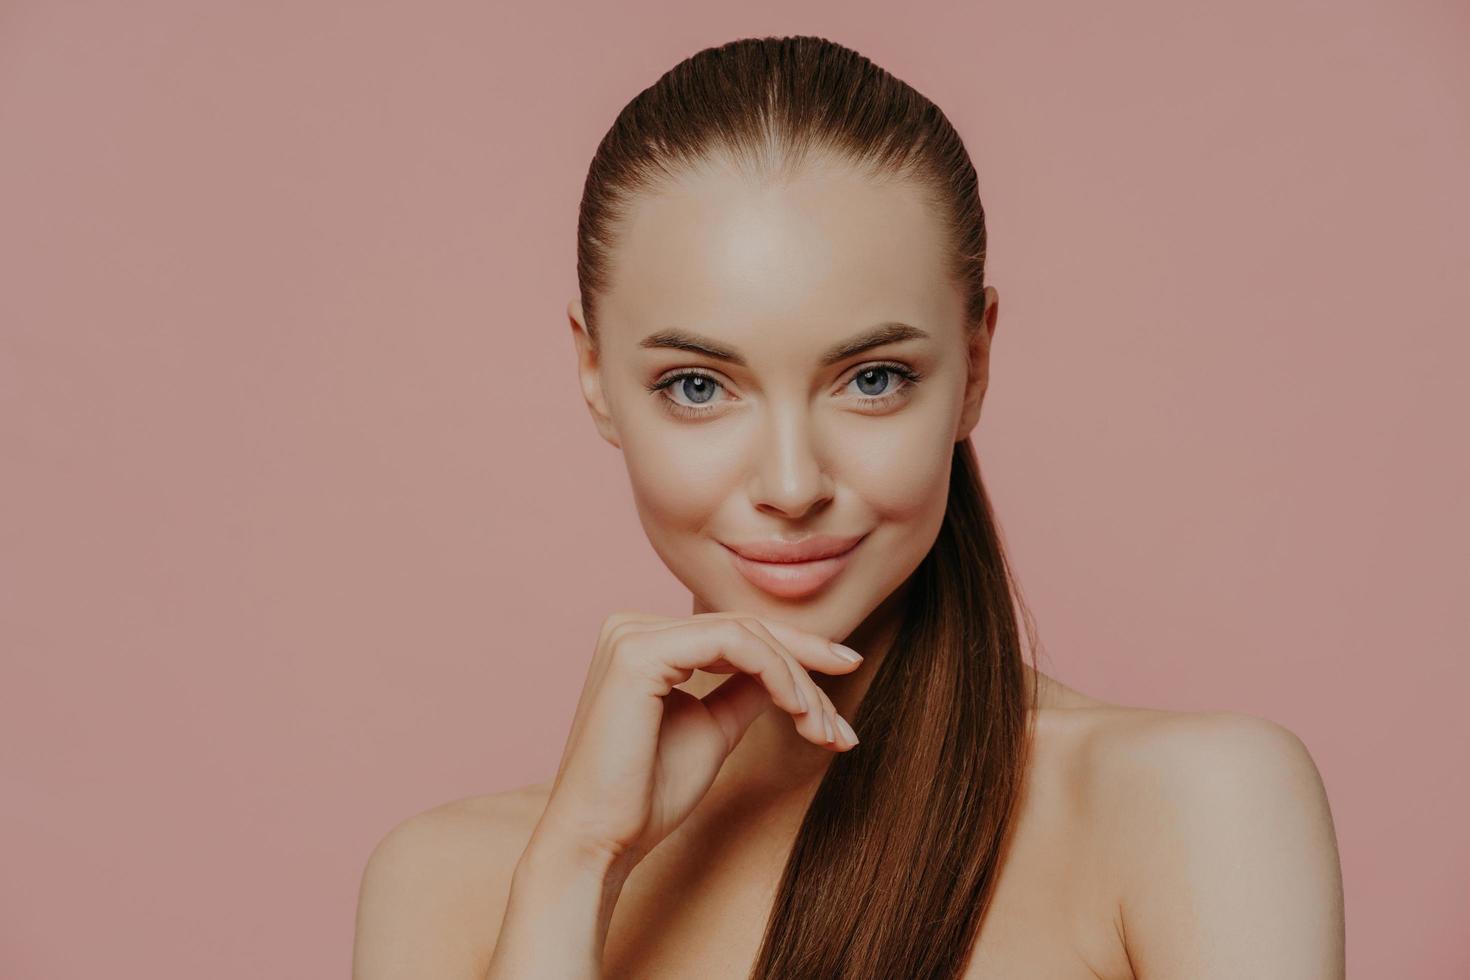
[532,610,864,875]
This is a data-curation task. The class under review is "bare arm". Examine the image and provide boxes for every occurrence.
[483,827,632,978]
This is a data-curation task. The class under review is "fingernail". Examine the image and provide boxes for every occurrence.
[835,714,859,745]
[796,686,809,712]
[822,712,835,743]
[829,643,863,663]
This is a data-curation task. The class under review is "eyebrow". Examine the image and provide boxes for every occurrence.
[638,321,930,368]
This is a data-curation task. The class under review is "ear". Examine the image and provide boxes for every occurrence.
[568,298,622,449]
[955,286,999,443]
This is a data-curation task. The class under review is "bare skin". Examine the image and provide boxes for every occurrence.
[352,154,1344,977]
[354,668,1342,978]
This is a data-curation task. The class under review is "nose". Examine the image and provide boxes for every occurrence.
[746,406,835,521]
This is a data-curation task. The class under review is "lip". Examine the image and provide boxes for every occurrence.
[721,533,866,599]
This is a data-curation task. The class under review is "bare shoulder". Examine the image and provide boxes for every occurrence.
[1065,699,1345,977]
[351,779,554,980]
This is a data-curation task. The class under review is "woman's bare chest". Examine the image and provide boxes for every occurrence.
[599,790,1132,980]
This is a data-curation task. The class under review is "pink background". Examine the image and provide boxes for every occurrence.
[2,1,1466,976]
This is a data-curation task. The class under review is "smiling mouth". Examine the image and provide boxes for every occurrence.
[721,534,866,599]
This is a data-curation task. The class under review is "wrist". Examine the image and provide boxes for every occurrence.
[513,824,637,934]
[516,828,630,896]
[524,806,640,885]
[488,833,630,979]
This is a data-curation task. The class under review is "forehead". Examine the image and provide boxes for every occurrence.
[598,158,964,356]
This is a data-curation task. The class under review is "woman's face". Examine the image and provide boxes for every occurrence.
[569,157,998,644]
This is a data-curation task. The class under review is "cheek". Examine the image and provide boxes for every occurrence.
[617,426,744,601]
[620,425,739,532]
[839,411,955,525]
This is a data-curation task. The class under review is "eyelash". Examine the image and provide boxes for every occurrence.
[645,361,926,420]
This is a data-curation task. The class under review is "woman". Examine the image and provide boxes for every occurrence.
[353,35,1344,979]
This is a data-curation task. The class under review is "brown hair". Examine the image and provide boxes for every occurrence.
[575,34,1040,978]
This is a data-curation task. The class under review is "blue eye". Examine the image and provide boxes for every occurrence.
[647,360,924,420]
[673,374,720,405]
[840,361,924,406]
[851,366,899,397]
[648,370,729,416]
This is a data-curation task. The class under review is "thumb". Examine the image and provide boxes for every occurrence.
[698,671,775,750]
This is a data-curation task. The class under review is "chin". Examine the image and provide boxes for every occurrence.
[687,580,879,644]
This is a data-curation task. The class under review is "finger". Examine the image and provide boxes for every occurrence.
[747,616,866,675]
[697,671,776,749]
[672,611,863,676]
[734,617,862,748]
[614,613,857,747]
[696,614,860,748]
[735,618,835,747]
[569,614,673,746]
[613,618,808,717]
[810,682,856,750]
